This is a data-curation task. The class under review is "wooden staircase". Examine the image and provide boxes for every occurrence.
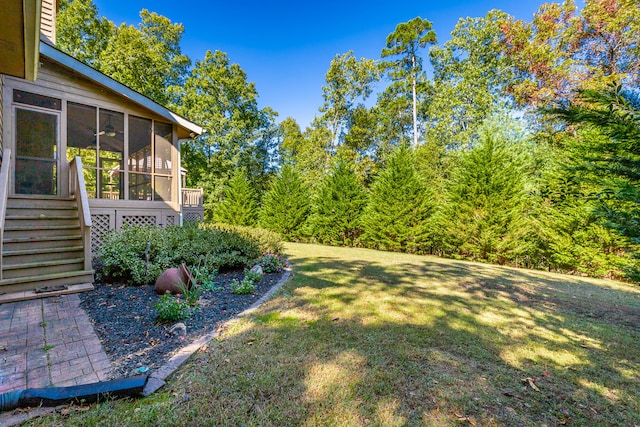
[0,196,94,298]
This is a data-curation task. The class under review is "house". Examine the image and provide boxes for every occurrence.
[0,0,204,301]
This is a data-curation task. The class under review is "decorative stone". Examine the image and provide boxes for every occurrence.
[168,322,187,336]
[249,264,263,275]
[154,264,193,295]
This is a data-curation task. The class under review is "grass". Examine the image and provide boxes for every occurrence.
[26,243,640,426]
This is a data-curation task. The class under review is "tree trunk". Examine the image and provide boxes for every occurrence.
[412,54,418,148]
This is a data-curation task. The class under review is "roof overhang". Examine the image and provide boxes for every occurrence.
[0,0,41,80]
[40,42,203,138]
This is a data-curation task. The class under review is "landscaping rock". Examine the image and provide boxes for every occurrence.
[168,322,187,336]
[250,265,263,275]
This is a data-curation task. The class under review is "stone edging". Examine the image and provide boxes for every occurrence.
[142,268,292,396]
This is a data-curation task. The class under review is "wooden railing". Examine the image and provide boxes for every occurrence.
[182,187,203,207]
[181,187,204,222]
[69,157,93,270]
[0,149,11,280]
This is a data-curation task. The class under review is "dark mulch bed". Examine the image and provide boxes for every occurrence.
[79,270,284,378]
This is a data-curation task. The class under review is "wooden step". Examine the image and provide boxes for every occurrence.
[2,258,86,279]
[3,225,81,239]
[0,283,94,304]
[6,197,76,210]
[3,245,84,257]
[4,217,81,227]
[0,270,94,295]
[3,235,83,252]
[1,197,93,300]
[5,213,79,220]
[2,246,84,266]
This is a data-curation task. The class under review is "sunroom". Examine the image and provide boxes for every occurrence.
[0,41,203,299]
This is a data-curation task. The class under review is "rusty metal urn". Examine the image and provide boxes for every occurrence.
[154,263,193,295]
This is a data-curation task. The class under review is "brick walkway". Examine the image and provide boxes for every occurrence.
[0,294,111,394]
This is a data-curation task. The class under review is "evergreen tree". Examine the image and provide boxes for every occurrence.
[213,171,258,226]
[307,159,367,245]
[551,84,640,242]
[442,131,530,263]
[536,163,634,279]
[259,165,311,240]
[361,145,434,253]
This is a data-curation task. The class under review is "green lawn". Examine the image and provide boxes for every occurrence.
[28,243,640,426]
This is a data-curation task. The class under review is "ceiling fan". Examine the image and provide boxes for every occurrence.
[95,115,121,137]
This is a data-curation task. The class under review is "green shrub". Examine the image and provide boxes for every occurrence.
[244,268,264,283]
[155,292,193,322]
[231,277,257,294]
[190,254,219,289]
[200,222,283,255]
[256,253,289,273]
[231,268,264,294]
[98,224,262,285]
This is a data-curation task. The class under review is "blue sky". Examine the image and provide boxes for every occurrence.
[92,0,548,129]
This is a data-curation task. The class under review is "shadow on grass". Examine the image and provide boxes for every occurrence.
[26,245,640,426]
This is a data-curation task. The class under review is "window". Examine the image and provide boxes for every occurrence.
[154,122,173,201]
[66,103,174,202]
[13,90,61,195]
[15,108,59,195]
[98,109,124,199]
[128,115,152,200]
[67,103,124,199]
[66,102,97,197]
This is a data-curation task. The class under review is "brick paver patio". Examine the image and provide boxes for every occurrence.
[0,294,111,394]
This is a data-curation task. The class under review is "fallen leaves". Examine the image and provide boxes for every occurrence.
[521,377,540,392]
[454,413,477,426]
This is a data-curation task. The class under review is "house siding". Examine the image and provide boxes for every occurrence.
[40,0,57,45]
[0,75,3,152]
[4,58,183,251]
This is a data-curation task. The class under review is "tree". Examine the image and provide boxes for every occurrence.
[427,10,515,149]
[381,17,437,147]
[549,83,640,279]
[279,117,305,165]
[177,50,276,210]
[317,51,379,157]
[552,84,640,238]
[259,165,311,240]
[500,0,640,108]
[289,126,333,191]
[441,126,531,263]
[535,140,635,279]
[56,0,114,68]
[307,158,367,245]
[98,10,190,106]
[361,145,434,253]
[213,171,258,226]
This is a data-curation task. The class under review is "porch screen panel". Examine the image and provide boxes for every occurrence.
[154,122,173,201]
[98,110,124,199]
[67,102,97,197]
[15,108,58,195]
[129,115,152,200]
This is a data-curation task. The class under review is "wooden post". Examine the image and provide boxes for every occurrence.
[0,148,12,280]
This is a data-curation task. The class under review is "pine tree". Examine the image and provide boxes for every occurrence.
[213,171,258,226]
[259,165,311,240]
[442,131,532,263]
[536,130,638,279]
[307,159,367,245]
[361,145,434,253]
